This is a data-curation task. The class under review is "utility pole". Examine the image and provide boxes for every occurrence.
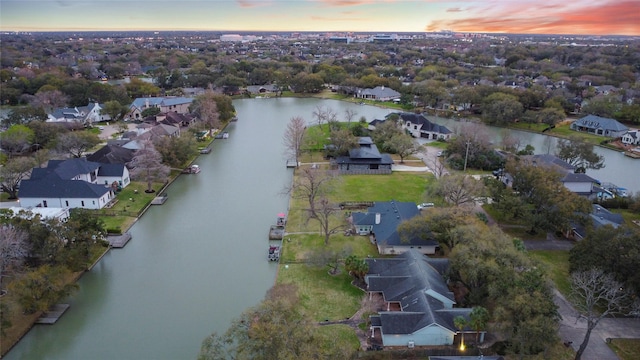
[463,140,470,172]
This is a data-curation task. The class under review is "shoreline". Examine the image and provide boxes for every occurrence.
[0,124,226,358]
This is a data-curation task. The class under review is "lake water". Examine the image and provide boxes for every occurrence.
[4,98,638,359]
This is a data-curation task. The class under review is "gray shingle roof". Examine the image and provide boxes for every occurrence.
[19,174,110,199]
[395,113,452,134]
[366,250,472,335]
[574,115,628,132]
[352,201,438,247]
[31,158,101,181]
[97,163,126,177]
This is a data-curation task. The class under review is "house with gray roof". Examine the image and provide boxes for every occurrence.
[394,113,452,140]
[127,97,193,121]
[570,115,628,138]
[47,102,110,126]
[365,250,480,347]
[333,137,394,174]
[621,129,640,146]
[18,158,128,209]
[87,143,135,167]
[570,204,625,240]
[356,86,401,102]
[351,201,439,255]
[520,154,600,198]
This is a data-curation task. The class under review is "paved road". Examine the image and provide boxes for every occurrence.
[555,289,640,360]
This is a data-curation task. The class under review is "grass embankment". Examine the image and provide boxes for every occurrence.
[276,169,433,350]
[608,338,640,360]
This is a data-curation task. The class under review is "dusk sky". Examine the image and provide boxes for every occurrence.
[1,0,639,36]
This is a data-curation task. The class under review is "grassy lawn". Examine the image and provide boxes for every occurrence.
[95,181,165,233]
[338,173,432,203]
[277,262,365,321]
[275,168,433,353]
[314,324,361,354]
[528,250,572,297]
[608,338,640,360]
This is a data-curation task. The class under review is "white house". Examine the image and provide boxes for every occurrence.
[17,158,129,210]
[621,129,640,145]
[47,102,111,126]
[394,112,453,140]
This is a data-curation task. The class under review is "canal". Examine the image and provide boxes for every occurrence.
[4,99,638,359]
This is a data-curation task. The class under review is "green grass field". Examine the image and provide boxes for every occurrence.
[528,250,572,297]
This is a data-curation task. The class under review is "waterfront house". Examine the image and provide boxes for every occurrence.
[333,137,394,174]
[621,129,640,146]
[18,158,129,209]
[127,96,193,121]
[395,113,452,140]
[356,86,401,102]
[570,115,628,138]
[569,204,624,240]
[351,201,439,255]
[365,250,478,347]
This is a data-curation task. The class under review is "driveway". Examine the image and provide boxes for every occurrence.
[97,123,136,141]
[555,289,640,360]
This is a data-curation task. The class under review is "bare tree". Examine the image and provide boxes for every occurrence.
[282,116,306,166]
[130,141,170,193]
[31,90,68,112]
[0,224,29,283]
[0,156,35,199]
[499,129,521,153]
[570,269,637,360]
[312,105,337,130]
[344,109,357,125]
[424,153,447,179]
[286,168,337,217]
[312,197,345,245]
[191,89,220,136]
[435,174,485,207]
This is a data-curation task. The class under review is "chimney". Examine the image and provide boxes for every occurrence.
[375,213,381,225]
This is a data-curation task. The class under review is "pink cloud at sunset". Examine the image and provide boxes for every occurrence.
[427,0,640,35]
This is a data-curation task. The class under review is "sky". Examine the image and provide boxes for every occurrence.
[1,0,639,36]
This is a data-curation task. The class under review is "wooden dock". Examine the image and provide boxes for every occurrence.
[286,159,298,168]
[151,194,168,205]
[108,233,132,248]
[36,304,70,324]
[269,225,285,240]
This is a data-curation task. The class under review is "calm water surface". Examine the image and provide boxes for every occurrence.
[5,99,638,359]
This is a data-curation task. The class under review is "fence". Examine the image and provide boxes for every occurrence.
[340,169,392,175]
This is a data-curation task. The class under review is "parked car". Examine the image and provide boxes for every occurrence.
[417,202,434,210]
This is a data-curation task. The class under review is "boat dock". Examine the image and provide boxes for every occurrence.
[269,225,285,240]
[199,147,212,154]
[151,194,168,205]
[108,232,132,248]
[36,304,70,324]
[286,159,297,168]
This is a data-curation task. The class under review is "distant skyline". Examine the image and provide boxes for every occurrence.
[1,0,639,36]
